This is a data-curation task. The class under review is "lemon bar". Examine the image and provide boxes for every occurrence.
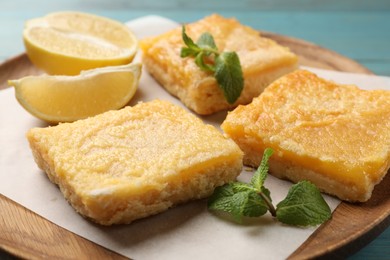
[140,14,298,115]
[222,70,390,202]
[27,100,243,225]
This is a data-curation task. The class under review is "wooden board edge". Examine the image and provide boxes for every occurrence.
[262,31,373,75]
[288,172,390,259]
[0,53,41,90]
[0,194,127,259]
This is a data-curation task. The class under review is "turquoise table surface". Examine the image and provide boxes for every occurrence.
[0,1,389,259]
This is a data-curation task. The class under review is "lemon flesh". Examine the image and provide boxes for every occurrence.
[23,11,138,75]
[9,63,142,123]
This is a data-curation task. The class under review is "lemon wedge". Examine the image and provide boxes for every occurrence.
[8,63,142,123]
[23,11,138,75]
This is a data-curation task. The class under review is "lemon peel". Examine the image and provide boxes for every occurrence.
[23,11,138,75]
[8,63,142,123]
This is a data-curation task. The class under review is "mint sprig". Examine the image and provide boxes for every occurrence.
[180,26,244,104]
[276,181,332,226]
[208,148,332,227]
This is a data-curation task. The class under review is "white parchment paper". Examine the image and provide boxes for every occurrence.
[1,15,389,260]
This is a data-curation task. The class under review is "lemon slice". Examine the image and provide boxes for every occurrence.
[23,11,138,75]
[8,63,142,123]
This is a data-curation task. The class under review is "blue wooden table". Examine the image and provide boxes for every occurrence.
[0,1,389,259]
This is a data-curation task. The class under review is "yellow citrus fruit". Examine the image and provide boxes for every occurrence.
[23,11,138,75]
[8,63,142,123]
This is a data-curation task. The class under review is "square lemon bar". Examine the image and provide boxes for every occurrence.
[140,14,298,115]
[222,70,390,202]
[27,100,243,225]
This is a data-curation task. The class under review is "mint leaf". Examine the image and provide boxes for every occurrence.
[208,147,332,227]
[208,183,268,222]
[230,182,276,218]
[208,184,235,213]
[196,32,218,53]
[180,47,199,58]
[250,148,274,190]
[230,191,268,222]
[193,33,218,72]
[195,52,215,72]
[230,182,254,193]
[260,186,272,203]
[214,52,244,104]
[180,29,244,104]
[181,26,200,52]
[276,181,332,226]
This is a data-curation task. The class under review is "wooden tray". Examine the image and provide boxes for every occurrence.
[0,33,389,259]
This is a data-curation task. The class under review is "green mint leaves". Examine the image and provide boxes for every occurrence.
[180,26,244,104]
[214,52,244,104]
[275,181,332,226]
[208,148,332,227]
[210,183,269,222]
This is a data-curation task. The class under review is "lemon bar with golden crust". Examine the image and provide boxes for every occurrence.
[222,70,390,202]
[140,14,298,115]
[27,100,243,225]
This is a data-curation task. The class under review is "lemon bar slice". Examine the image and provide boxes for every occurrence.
[27,100,243,225]
[222,70,390,202]
[140,14,298,115]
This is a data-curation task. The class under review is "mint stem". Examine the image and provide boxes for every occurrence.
[258,191,276,217]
